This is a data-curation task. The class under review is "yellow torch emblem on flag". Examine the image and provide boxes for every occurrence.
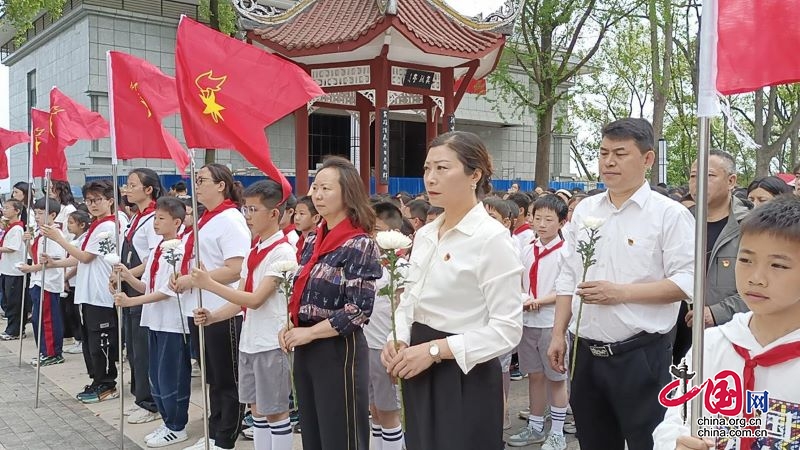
[195,70,227,123]
[33,128,45,155]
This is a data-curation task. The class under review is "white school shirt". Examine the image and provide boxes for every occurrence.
[555,181,695,343]
[283,228,300,249]
[512,225,535,256]
[653,312,800,450]
[55,204,77,241]
[30,231,67,293]
[364,259,409,350]
[66,232,87,288]
[238,231,297,354]
[182,208,251,314]
[74,220,116,308]
[0,224,25,276]
[125,211,159,264]
[140,237,190,334]
[392,202,524,374]
[520,236,568,328]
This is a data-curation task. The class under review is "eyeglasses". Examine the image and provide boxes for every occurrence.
[84,197,107,205]
[241,206,270,216]
[195,177,215,185]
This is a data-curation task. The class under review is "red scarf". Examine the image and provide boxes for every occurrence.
[31,234,42,265]
[732,342,800,448]
[288,219,366,326]
[529,238,564,297]
[0,221,24,253]
[81,215,116,251]
[149,240,165,292]
[180,199,238,274]
[296,233,306,262]
[126,201,156,241]
[283,224,296,236]
[245,236,289,292]
[514,223,531,236]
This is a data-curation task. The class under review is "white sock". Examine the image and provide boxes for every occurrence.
[269,418,293,450]
[253,417,271,450]
[550,406,568,436]
[528,415,545,433]
[371,423,383,450]
[382,425,403,450]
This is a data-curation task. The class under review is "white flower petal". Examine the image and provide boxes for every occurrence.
[273,260,299,274]
[375,230,412,250]
[104,254,121,265]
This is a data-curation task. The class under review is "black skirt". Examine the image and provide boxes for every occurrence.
[403,322,504,450]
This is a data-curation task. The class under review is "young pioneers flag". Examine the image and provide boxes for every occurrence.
[0,128,30,179]
[49,87,110,141]
[175,16,324,201]
[31,108,69,179]
[698,0,800,117]
[107,51,190,172]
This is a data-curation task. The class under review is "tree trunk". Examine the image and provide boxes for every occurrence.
[649,0,672,185]
[535,98,555,187]
[204,0,221,165]
[791,128,799,171]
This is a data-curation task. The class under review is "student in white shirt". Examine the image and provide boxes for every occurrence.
[171,164,251,450]
[20,198,67,365]
[119,168,163,425]
[62,210,90,355]
[192,180,297,450]
[548,118,695,450]
[0,199,30,340]
[382,131,524,450]
[114,197,192,447]
[508,192,535,253]
[50,179,78,241]
[507,195,570,450]
[42,179,120,404]
[279,193,300,249]
[293,195,320,261]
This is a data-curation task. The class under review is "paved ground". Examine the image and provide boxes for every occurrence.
[0,321,579,449]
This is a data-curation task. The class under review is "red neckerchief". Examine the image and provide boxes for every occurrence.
[180,199,238,274]
[31,234,42,265]
[288,219,366,326]
[514,223,531,236]
[0,220,24,252]
[283,224,296,237]
[242,235,289,318]
[81,215,115,251]
[149,239,165,292]
[732,342,800,448]
[296,233,306,262]
[529,238,564,297]
[126,201,156,241]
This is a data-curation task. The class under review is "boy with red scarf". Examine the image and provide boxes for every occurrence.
[0,199,29,340]
[42,180,119,403]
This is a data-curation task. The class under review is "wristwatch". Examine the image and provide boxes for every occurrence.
[428,341,442,364]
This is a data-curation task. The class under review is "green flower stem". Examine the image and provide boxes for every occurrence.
[171,265,188,345]
[384,249,406,430]
[569,262,590,381]
[569,228,600,381]
[280,275,299,414]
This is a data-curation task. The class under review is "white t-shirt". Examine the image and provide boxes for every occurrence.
[364,259,409,350]
[55,204,77,241]
[182,208,251,314]
[125,211,159,264]
[0,224,25,276]
[520,236,568,328]
[140,237,190,334]
[74,220,116,308]
[66,233,87,288]
[30,232,67,293]
[238,231,296,354]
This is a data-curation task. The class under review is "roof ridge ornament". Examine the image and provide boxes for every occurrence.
[378,0,398,15]
[429,0,519,35]
[233,0,317,26]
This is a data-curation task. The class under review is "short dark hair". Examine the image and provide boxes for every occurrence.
[740,194,800,243]
[4,199,24,214]
[709,149,736,175]
[507,192,532,217]
[33,197,61,216]
[130,168,165,201]
[531,195,568,222]
[297,195,318,216]
[406,199,430,222]
[747,176,792,198]
[284,193,297,210]
[482,196,515,221]
[601,118,655,153]
[156,197,187,222]
[51,180,75,206]
[373,202,405,231]
[69,210,91,229]
[82,179,114,200]
[172,181,187,192]
[243,179,286,215]
[428,206,444,218]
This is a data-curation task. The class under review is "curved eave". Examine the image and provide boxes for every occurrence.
[427,0,518,33]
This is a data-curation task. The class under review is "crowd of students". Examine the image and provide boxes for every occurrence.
[0,122,798,450]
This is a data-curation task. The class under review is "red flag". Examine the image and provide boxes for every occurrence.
[698,0,800,116]
[175,17,324,200]
[455,77,487,95]
[31,108,68,180]
[0,128,30,180]
[108,51,190,172]
[49,87,110,142]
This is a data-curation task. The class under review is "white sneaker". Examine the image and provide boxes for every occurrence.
[128,408,161,424]
[145,424,167,442]
[147,428,188,448]
[191,360,201,377]
[541,432,567,450]
[125,405,143,416]
[182,437,215,450]
[242,426,254,439]
[64,341,83,354]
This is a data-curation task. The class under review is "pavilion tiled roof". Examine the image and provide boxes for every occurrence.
[253,0,504,57]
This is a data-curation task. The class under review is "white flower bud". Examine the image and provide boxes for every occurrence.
[375,230,412,250]
[104,254,121,265]
[273,260,299,274]
[582,216,605,231]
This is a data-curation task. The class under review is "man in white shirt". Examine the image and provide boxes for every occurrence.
[548,118,695,450]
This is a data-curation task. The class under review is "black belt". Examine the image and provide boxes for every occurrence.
[575,331,664,358]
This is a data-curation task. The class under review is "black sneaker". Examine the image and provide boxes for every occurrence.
[76,384,96,401]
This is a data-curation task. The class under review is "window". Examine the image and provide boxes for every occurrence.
[26,70,36,131]
[308,113,351,170]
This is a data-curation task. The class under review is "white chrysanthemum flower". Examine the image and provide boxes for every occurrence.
[160,239,183,251]
[273,260,299,274]
[582,216,605,231]
[96,231,111,240]
[375,230,412,250]
[104,254,121,265]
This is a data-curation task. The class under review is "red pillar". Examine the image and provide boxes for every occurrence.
[372,56,389,194]
[440,68,455,134]
[294,106,309,196]
[357,95,371,190]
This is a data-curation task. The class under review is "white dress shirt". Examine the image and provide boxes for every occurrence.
[521,236,568,328]
[393,202,524,374]
[555,181,695,342]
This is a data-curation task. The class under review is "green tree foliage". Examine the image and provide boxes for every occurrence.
[0,0,66,44]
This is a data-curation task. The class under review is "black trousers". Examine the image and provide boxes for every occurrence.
[80,304,118,386]
[570,331,673,450]
[404,323,503,450]
[124,306,157,412]
[294,326,369,450]
[2,274,30,337]
[60,288,82,340]
[673,301,692,365]
[189,316,244,449]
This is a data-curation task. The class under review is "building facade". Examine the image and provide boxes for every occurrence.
[2,0,574,189]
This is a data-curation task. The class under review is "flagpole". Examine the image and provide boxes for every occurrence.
[18,118,36,366]
[189,148,211,450]
[106,51,126,448]
[689,117,711,435]
[34,169,52,408]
